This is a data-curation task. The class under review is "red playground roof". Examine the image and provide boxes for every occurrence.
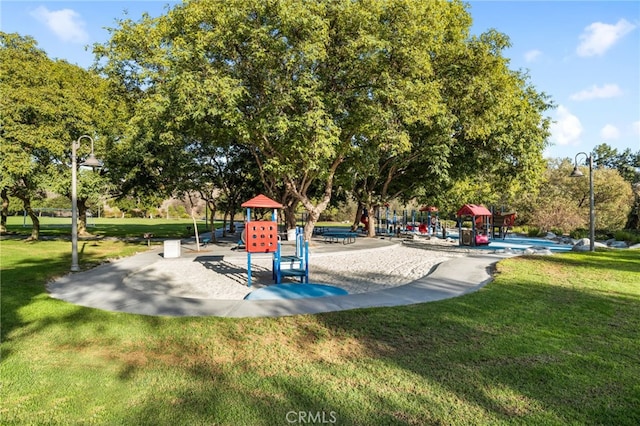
[241,194,283,208]
[456,204,492,217]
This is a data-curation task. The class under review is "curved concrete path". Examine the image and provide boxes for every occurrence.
[47,239,512,318]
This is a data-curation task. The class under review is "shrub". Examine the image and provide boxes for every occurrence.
[527,227,541,237]
[550,227,565,236]
[570,228,588,239]
[614,230,640,244]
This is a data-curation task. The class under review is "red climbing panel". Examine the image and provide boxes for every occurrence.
[245,221,278,253]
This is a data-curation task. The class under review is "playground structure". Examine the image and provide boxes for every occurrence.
[241,194,309,286]
[418,206,440,236]
[491,211,517,239]
[273,227,309,284]
[374,205,441,237]
[456,204,492,246]
[367,205,442,237]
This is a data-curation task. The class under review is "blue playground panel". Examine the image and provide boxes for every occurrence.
[448,234,573,252]
[245,283,348,301]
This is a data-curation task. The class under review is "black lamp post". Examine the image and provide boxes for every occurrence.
[71,135,103,272]
[570,152,594,252]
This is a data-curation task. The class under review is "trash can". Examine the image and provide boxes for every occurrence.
[163,239,181,258]
[287,228,297,241]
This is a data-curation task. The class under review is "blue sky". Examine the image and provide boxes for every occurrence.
[2,1,639,160]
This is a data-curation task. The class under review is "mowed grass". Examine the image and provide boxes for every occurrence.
[4,216,214,239]
[1,235,639,425]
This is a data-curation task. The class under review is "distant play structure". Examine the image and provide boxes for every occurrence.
[492,211,517,239]
[373,204,443,237]
[418,206,440,236]
[241,194,309,286]
[456,204,517,246]
[457,204,492,246]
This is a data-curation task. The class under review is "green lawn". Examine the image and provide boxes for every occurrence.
[4,216,214,238]
[1,235,639,425]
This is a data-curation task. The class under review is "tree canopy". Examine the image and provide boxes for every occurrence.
[0,32,119,238]
[95,0,553,238]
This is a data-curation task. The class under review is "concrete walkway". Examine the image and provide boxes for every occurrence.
[47,235,513,318]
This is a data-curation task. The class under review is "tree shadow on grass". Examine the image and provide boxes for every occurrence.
[4,247,639,425]
[69,271,639,425]
[541,249,640,273]
[1,246,164,361]
[312,273,640,425]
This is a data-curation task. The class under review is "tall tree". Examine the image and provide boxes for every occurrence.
[95,0,552,240]
[592,143,640,228]
[515,159,633,233]
[1,32,122,239]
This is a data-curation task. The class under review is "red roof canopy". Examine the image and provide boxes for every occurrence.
[456,204,492,217]
[419,206,439,212]
[241,194,283,208]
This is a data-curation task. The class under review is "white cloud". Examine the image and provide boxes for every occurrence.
[569,84,623,101]
[524,49,542,63]
[576,19,635,57]
[30,6,89,44]
[600,124,620,140]
[550,105,583,146]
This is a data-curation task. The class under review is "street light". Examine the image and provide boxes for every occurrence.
[71,135,102,272]
[570,152,594,252]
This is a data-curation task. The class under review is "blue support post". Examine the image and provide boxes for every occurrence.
[386,207,390,233]
[304,240,309,283]
[246,206,252,287]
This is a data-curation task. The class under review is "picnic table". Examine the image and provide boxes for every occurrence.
[313,226,328,235]
[322,231,357,244]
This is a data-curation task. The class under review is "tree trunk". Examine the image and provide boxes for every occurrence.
[223,210,229,238]
[77,198,92,237]
[351,201,364,232]
[366,204,378,237]
[1,187,8,234]
[302,207,321,242]
[286,157,343,242]
[208,200,217,242]
[283,201,299,230]
[23,198,40,240]
[229,200,238,233]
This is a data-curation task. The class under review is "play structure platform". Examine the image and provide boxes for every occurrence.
[244,283,348,301]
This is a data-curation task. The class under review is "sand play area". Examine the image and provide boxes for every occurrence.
[123,241,463,300]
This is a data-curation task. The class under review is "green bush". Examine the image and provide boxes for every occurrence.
[168,205,190,219]
[550,227,565,236]
[570,228,588,239]
[614,230,640,244]
[527,227,541,237]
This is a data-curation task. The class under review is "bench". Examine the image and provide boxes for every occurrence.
[323,232,357,244]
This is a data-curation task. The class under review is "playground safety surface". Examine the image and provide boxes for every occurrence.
[47,231,514,318]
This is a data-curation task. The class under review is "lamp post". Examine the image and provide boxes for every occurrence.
[570,152,594,252]
[71,135,102,272]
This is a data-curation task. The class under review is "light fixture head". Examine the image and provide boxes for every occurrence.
[569,166,584,178]
[81,153,103,168]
